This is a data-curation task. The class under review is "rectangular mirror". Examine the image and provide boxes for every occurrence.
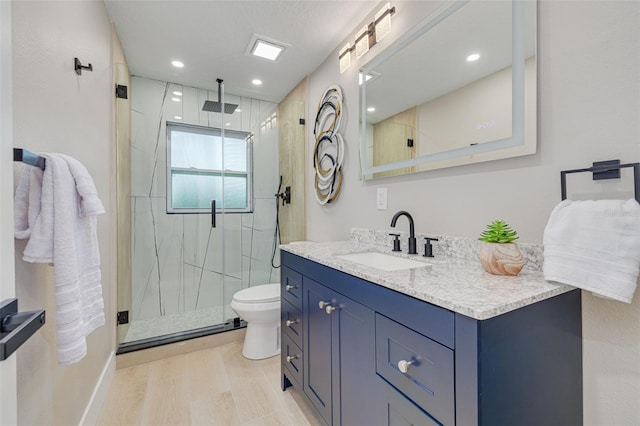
[360,0,537,179]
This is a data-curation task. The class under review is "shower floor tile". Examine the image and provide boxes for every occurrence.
[123,305,239,343]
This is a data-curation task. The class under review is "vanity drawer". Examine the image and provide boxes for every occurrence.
[376,314,454,425]
[281,299,303,349]
[380,379,441,426]
[281,332,303,389]
[281,266,303,310]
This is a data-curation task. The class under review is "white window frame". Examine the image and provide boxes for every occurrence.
[166,121,253,214]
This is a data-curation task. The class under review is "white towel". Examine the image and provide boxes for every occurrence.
[543,199,640,303]
[14,153,105,365]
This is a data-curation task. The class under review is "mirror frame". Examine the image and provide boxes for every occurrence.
[359,0,536,178]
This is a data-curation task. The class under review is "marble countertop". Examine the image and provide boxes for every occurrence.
[280,240,575,320]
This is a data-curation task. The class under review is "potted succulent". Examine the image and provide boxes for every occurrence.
[478,219,525,276]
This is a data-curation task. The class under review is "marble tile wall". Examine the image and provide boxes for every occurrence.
[130,76,280,325]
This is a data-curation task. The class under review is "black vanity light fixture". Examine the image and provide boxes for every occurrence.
[339,2,396,73]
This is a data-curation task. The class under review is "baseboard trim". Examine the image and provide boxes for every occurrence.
[116,327,246,369]
[80,350,116,425]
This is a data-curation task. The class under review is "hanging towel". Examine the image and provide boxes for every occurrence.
[543,199,640,303]
[14,153,105,365]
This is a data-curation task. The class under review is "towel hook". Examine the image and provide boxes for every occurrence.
[74,57,93,76]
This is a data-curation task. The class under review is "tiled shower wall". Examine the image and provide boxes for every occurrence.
[131,76,279,323]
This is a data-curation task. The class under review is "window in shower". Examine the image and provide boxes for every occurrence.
[166,121,253,214]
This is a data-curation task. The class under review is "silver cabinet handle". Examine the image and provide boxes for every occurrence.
[285,319,298,327]
[397,359,415,374]
[286,354,299,363]
[318,301,331,309]
[325,305,337,314]
[285,284,298,292]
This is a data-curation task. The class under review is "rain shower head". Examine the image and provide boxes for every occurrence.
[202,101,238,114]
[202,78,238,114]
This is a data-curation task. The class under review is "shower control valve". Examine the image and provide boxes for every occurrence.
[276,186,291,206]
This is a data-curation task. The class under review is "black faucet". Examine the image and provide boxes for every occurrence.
[390,211,417,255]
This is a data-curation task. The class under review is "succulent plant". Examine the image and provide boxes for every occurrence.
[479,219,519,243]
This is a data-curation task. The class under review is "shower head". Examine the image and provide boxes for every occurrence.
[202,78,238,114]
[202,101,238,114]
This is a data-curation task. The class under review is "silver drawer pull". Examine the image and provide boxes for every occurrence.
[286,354,299,363]
[285,319,299,327]
[325,305,337,314]
[285,284,298,292]
[318,301,331,309]
[397,359,415,374]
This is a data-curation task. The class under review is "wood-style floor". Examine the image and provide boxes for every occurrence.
[97,340,320,426]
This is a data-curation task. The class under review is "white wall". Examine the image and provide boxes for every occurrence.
[11,1,115,424]
[0,1,17,424]
[306,1,640,424]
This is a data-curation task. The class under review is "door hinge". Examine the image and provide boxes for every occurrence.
[117,310,129,325]
[115,84,128,99]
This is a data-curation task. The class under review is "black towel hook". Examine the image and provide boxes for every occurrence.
[74,57,93,75]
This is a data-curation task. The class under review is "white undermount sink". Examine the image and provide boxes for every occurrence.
[336,252,430,272]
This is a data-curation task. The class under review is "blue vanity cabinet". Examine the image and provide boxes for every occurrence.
[281,251,583,426]
[302,277,384,426]
[281,267,304,391]
[302,277,332,423]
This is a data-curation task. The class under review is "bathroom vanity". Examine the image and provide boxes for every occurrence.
[280,239,582,426]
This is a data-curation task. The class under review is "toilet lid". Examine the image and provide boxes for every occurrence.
[232,284,280,303]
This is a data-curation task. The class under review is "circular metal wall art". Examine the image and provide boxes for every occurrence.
[313,85,344,205]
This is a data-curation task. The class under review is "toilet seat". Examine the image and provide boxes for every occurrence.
[232,283,280,304]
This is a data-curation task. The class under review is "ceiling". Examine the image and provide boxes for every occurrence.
[104,0,380,103]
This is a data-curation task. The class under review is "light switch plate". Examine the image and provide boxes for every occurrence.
[376,187,388,210]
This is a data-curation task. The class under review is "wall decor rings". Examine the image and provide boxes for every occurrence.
[313,85,344,205]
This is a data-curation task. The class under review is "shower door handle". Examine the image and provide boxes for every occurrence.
[211,200,216,228]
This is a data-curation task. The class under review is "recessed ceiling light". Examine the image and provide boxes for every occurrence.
[171,97,181,102]
[225,122,231,127]
[466,53,480,62]
[367,107,376,112]
[174,116,182,120]
[173,91,182,96]
[236,108,243,113]
[245,34,290,63]
[252,79,263,86]
[253,41,283,61]
[171,60,184,68]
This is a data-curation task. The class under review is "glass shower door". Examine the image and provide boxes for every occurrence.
[120,77,279,352]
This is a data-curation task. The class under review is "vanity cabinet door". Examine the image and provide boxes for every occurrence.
[332,291,383,426]
[303,276,383,426]
[303,277,333,424]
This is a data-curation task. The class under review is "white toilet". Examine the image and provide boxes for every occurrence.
[230,284,281,360]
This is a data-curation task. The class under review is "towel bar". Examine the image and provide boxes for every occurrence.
[560,160,640,203]
[0,298,46,361]
[13,148,45,170]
